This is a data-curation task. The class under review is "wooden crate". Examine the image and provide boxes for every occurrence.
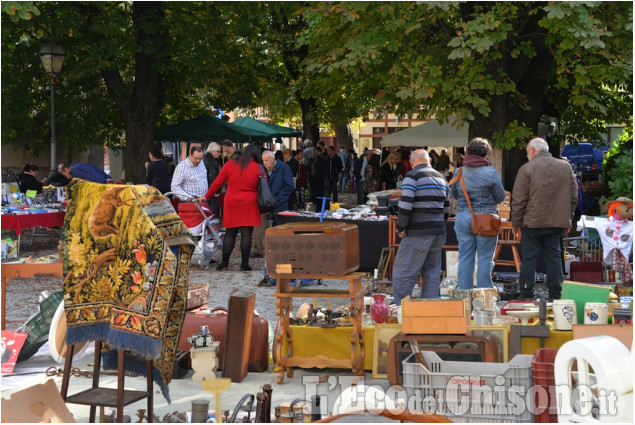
[401,298,469,335]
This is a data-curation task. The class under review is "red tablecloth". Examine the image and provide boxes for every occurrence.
[1,211,65,236]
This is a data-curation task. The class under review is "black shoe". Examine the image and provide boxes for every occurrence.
[240,264,252,271]
[208,258,218,264]
[216,264,228,271]
[250,252,264,259]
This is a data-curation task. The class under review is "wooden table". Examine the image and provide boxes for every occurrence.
[272,272,365,383]
[1,262,63,330]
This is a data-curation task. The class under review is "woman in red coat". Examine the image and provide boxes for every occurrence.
[201,144,263,271]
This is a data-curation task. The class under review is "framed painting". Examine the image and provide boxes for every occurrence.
[376,247,391,280]
[471,325,510,363]
[372,324,402,379]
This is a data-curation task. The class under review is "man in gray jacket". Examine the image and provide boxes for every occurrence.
[512,137,578,300]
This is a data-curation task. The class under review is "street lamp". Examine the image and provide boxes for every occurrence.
[39,41,65,173]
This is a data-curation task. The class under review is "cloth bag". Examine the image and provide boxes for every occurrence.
[456,168,502,237]
[258,165,276,213]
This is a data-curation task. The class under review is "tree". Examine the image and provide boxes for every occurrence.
[2,2,264,183]
[300,2,633,187]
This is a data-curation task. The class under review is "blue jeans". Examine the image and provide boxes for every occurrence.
[519,227,563,299]
[455,212,497,289]
[392,234,445,305]
[338,171,349,193]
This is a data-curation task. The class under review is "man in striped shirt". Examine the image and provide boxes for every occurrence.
[392,148,450,305]
[170,146,208,199]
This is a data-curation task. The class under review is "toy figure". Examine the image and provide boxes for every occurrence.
[577,197,633,284]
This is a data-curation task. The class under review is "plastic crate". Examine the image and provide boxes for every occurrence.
[532,348,558,423]
[402,351,534,423]
[16,290,63,362]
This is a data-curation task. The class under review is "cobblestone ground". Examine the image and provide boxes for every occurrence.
[3,192,364,331]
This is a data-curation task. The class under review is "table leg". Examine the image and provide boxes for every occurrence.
[349,295,365,375]
[1,277,15,330]
[275,294,292,384]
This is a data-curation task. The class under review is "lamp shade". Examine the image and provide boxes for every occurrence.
[39,42,65,74]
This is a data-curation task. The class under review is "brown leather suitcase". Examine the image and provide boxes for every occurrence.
[265,222,359,275]
[177,306,269,372]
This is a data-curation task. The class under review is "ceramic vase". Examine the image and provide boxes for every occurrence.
[371,294,389,324]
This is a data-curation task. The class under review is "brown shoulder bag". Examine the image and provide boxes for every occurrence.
[456,168,502,237]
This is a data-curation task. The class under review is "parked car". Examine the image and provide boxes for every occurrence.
[561,143,608,181]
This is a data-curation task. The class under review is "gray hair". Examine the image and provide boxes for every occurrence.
[262,150,275,160]
[410,148,430,162]
[467,137,492,157]
[527,137,549,152]
[303,139,313,147]
[206,142,221,154]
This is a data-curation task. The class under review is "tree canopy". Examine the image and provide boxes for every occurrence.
[2,2,632,185]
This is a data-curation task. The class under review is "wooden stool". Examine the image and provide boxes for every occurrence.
[493,224,522,273]
[60,342,153,423]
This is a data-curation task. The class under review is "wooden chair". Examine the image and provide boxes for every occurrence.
[493,223,522,272]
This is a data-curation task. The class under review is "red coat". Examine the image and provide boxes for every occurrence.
[205,160,261,228]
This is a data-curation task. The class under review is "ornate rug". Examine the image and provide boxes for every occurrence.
[62,179,194,402]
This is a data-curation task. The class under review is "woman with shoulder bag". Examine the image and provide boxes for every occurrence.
[449,138,506,289]
[200,143,262,272]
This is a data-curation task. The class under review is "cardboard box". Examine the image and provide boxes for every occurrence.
[401,298,469,335]
[562,281,610,324]
[572,324,632,350]
[1,379,76,423]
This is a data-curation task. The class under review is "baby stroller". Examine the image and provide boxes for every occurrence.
[165,192,223,270]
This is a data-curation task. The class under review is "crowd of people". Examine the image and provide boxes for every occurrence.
[15,135,580,300]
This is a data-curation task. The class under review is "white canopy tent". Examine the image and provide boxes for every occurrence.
[381,117,469,148]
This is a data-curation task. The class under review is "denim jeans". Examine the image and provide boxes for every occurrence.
[519,227,563,299]
[392,234,445,305]
[454,212,497,289]
[338,171,349,193]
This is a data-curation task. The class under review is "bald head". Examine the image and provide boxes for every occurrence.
[409,149,430,167]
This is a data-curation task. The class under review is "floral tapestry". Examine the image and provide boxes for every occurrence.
[62,179,194,401]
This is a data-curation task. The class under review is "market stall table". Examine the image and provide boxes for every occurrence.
[1,211,65,236]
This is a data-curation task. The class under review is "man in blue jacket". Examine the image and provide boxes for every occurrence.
[252,150,295,258]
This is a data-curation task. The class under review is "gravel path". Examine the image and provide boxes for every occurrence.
[3,236,359,332]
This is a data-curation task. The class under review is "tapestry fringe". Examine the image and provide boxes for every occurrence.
[66,324,162,360]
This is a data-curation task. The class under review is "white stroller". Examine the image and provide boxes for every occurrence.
[165,192,223,270]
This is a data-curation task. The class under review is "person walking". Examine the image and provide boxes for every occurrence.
[145,143,172,194]
[200,144,263,271]
[252,150,294,258]
[324,146,343,207]
[512,137,578,300]
[202,142,222,214]
[392,149,450,305]
[450,138,506,289]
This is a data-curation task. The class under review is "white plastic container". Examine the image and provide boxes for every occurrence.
[402,351,534,422]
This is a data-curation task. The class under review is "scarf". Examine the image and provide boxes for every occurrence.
[462,155,491,167]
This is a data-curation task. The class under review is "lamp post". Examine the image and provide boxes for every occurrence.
[39,41,65,173]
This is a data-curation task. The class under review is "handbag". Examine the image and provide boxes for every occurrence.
[257,165,276,213]
[457,168,502,237]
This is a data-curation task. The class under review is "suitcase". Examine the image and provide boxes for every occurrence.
[178,306,269,372]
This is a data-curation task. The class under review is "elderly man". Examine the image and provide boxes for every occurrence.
[392,149,450,305]
[512,137,578,301]
[170,146,208,199]
[252,150,295,258]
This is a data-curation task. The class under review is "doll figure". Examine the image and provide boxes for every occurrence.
[577,197,633,284]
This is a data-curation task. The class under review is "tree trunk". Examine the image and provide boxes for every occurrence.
[101,2,165,184]
[333,124,352,150]
[299,97,320,143]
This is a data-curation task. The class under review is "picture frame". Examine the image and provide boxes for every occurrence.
[376,247,391,280]
[372,323,402,379]
[470,325,510,363]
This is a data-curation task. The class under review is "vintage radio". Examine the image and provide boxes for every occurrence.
[265,222,359,275]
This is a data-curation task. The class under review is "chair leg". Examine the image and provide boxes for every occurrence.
[492,244,503,265]
[89,342,102,423]
[512,246,522,273]
[117,350,125,423]
[146,360,154,423]
[60,344,75,400]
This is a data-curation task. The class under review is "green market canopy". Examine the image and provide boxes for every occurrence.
[155,115,271,143]
[233,116,303,139]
